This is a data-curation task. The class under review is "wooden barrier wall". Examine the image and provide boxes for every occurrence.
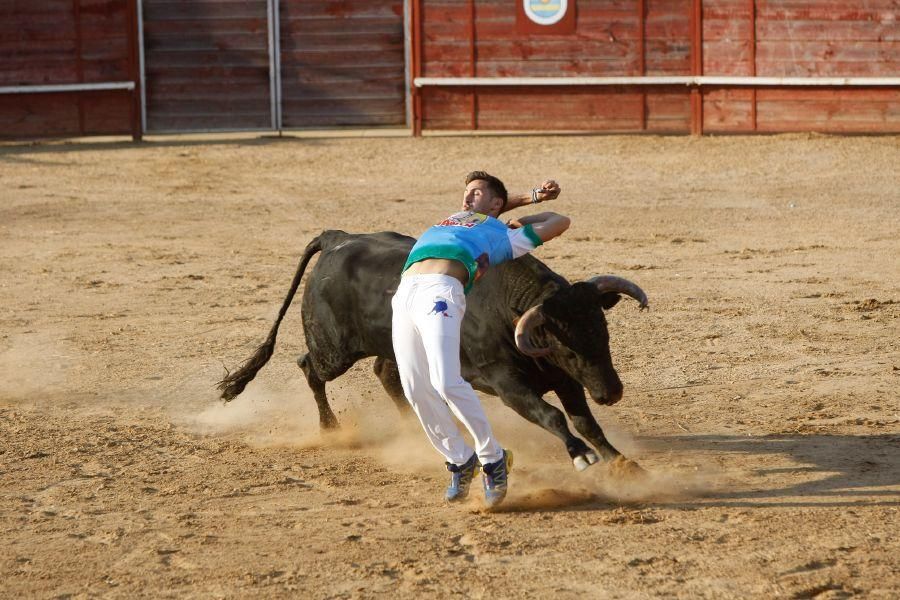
[2,1,897,138]
[0,0,137,139]
[416,0,900,134]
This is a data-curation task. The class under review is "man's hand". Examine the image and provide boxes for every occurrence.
[535,180,560,202]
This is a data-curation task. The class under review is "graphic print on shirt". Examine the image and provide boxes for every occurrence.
[435,211,487,229]
[429,297,450,317]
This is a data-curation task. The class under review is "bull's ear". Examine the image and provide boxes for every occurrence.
[599,292,622,310]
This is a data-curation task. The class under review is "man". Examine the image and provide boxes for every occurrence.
[391,171,571,508]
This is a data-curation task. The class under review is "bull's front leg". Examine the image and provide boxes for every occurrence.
[553,378,623,467]
[486,371,598,471]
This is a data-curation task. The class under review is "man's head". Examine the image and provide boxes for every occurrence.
[463,171,508,217]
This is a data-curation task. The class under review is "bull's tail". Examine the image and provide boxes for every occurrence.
[217,234,324,401]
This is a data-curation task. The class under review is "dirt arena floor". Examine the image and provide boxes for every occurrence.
[1,132,898,599]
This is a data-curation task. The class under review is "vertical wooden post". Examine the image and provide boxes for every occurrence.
[74,0,85,136]
[690,0,703,135]
[638,0,646,130]
[468,0,477,130]
[411,0,423,136]
[127,0,143,140]
[749,0,757,131]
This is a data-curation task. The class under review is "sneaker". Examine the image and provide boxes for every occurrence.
[481,449,513,508]
[445,453,479,502]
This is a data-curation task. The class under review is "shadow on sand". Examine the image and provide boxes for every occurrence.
[495,432,900,514]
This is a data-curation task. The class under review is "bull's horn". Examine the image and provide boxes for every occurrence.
[514,305,553,357]
[588,275,649,310]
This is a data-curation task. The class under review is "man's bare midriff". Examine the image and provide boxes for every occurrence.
[404,258,469,286]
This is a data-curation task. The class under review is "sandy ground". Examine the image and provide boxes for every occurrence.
[1,132,898,599]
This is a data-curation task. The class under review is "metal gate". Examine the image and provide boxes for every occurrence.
[139,0,407,133]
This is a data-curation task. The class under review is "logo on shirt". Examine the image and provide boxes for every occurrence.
[436,211,487,229]
[429,298,450,317]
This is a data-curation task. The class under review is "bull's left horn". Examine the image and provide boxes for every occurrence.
[514,305,553,357]
[588,275,649,310]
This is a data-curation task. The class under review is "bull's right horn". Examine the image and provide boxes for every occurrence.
[514,305,553,357]
[588,275,649,310]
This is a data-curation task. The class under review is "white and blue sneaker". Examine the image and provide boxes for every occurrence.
[445,453,479,502]
[481,449,513,509]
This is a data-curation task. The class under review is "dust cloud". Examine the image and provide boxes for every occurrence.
[0,332,75,402]
[177,375,718,512]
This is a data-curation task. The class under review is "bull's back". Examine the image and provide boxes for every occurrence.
[302,231,413,366]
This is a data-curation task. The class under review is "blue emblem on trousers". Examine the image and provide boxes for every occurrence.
[430,299,450,317]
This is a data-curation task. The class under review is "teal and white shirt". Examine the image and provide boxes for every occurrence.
[402,211,543,293]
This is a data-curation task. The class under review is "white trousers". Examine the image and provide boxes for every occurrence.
[391,273,503,466]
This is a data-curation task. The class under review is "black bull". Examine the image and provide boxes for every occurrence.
[219,230,649,471]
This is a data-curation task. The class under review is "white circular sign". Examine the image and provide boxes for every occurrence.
[524,0,568,26]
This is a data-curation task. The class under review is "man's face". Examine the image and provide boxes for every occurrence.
[462,179,503,216]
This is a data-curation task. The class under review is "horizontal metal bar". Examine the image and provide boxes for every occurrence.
[701,76,900,87]
[416,76,693,87]
[0,82,135,95]
[415,76,900,88]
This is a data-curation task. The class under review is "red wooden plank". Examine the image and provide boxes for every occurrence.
[756,40,898,62]
[757,20,899,42]
[0,89,131,138]
[0,64,81,86]
[646,92,691,131]
[475,89,645,130]
[755,2,898,22]
[703,88,754,131]
[0,94,81,138]
[755,60,899,77]
[756,98,900,132]
[703,18,752,41]
[421,87,478,129]
[703,40,753,75]
[81,90,132,134]
[420,86,693,132]
[0,1,72,17]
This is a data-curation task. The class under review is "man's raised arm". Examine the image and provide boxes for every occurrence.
[500,179,561,214]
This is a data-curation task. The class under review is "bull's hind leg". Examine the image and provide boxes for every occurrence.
[297,353,339,430]
[373,357,412,416]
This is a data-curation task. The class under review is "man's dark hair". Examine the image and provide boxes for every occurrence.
[465,171,508,209]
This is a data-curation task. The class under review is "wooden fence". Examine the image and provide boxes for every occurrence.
[1,1,897,138]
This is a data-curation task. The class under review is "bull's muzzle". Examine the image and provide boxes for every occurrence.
[590,382,623,406]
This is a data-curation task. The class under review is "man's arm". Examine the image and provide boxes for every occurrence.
[509,212,571,243]
[500,179,561,215]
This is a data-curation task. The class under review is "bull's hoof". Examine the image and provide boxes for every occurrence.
[319,412,340,431]
[573,450,600,471]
